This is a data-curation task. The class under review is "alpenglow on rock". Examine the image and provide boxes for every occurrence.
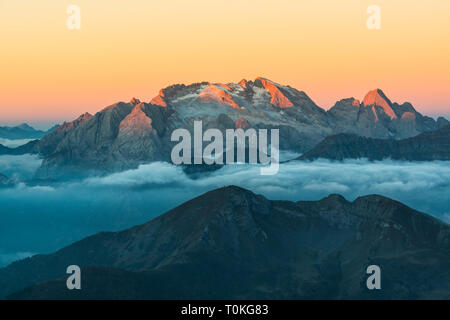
[32,78,448,178]
[327,88,447,139]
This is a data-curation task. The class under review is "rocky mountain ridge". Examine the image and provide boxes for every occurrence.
[4,78,447,178]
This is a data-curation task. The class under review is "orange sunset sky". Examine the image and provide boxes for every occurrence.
[1,0,449,128]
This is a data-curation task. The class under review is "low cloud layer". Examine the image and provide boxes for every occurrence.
[85,159,450,217]
[0,154,42,179]
[1,155,449,267]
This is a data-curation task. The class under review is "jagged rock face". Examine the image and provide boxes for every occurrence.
[156,77,330,130]
[327,89,447,139]
[363,89,397,120]
[327,98,361,131]
[199,84,245,109]
[299,124,450,161]
[254,77,294,108]
[36,100,176,177]
[37,112,93,156]
[1,186,449,299]
[34,79,448,178]
[35,78,334,178]
[37,102,135,177]
[110,103,168,168]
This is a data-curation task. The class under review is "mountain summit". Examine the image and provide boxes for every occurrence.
[363,89,397,120]
[24,78,447,178]
[328,87,446,139]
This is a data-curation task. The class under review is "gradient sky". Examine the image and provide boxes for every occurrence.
[1,0,449,127]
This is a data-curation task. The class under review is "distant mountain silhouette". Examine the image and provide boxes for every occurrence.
[0,124,58,140]
[0,140,39,156]
[2,186,449,299]
[0,114,93,157]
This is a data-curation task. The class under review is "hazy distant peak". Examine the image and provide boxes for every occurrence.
[16,123,34,130]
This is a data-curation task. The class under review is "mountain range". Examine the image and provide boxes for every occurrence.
[3,78,445,179]
[299,124,450,161]
[1,186,449,299]
[0,124,58,140]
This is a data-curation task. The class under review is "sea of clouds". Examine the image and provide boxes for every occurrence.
[0,154,42,180]
[0,154,449,267]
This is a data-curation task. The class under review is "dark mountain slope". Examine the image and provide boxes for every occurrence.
[1,186,449,299]
[0,140,39,155]
[299,124,450,161]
